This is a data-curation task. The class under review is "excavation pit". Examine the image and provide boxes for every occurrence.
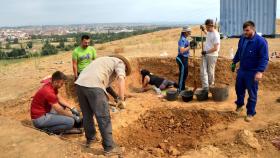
[118,108,237,155]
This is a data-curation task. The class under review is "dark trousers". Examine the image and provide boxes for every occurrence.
[76,85,114,151]
[235,69,258,116]
[176,55,188,92]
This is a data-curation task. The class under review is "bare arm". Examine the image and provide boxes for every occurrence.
[57,94,73,109]
[206,43,219,54]
[142,76,150,90]
[52,103,73,117]
[118,76,125,101]
[72,59,78,79]
[180,46,190,54]
[202,30,207,35]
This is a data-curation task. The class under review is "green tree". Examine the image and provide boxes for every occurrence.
[57,40,65,49]
[41,41,58,56]
[27,41,33,49]
[7,48,27,58]
[5,43,10,49]
[0,50,6,59]
[13,38,19,44]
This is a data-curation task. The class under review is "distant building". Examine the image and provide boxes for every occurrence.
[220,0,277,37]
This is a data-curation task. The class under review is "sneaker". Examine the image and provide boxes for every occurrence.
[244,115,254,122]
[104,146,122,156]
[235,107,243,115]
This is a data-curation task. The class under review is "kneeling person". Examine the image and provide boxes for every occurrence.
[140,69,178,92]
[31,71,82,134]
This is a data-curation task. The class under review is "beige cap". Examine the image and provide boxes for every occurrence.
[181,26,191,32]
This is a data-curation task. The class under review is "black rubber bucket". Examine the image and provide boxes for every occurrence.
[209,84,229,101]
[166,90,178,101]
[195,89,208,101]
[181,90,194,102]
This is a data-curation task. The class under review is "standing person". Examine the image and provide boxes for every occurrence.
[72,35,97,80]
[31,71,82,134]
[231,21,269,122]
[176,27,191,92]
[75,55,131,156]
[72,35,120,103]
[200,19,221,90]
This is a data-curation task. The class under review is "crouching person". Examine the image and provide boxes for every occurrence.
[140,69,178,92]
[31,71,82,134]
[75,55,131,156]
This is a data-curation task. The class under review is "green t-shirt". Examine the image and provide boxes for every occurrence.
[72,46,97,73]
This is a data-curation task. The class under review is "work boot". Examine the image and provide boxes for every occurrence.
[62,128,83,134]
[244,115,254,122]
[235,107,243,115]
[86,139,94,148]
[104,146,122,156]
[85,136,101,148]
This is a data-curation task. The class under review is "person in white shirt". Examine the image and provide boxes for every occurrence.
[200,19,221,90]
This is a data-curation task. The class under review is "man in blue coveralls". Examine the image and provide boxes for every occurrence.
[231,21,269,122]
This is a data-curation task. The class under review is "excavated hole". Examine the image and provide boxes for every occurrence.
[118,108,237,155]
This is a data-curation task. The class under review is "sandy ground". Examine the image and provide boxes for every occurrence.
[0,26,280,158]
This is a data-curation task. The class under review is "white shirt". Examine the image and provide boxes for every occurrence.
[204,30,220,57]
[75,57,126,93]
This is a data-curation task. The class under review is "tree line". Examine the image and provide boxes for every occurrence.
[0,27,172,59]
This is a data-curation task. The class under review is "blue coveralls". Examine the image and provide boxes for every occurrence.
[176,35,190,92]
[233,33,269,116]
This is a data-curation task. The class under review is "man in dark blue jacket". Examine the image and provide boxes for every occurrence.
[231,21,269,122]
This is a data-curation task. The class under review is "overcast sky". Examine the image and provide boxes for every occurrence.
[0,0,279,27]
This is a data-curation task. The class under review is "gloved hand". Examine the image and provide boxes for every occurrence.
[116,100,126,109]
[231,63,236,72]
[200,25,205,31]
[70,107,80,116]
[73,115,82,124]
[201,51,207,56]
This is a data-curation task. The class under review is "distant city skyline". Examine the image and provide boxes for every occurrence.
[0,0,279,27]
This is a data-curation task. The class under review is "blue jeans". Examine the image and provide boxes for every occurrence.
[32,112,74,134]
[235,69,258,116]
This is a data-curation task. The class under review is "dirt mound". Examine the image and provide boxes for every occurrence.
[118,108,237,155]
[256,123,280,141]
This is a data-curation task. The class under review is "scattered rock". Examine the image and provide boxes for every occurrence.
[237,130,261,151]
[168,146,180,156]
[150,148,165,157]
[157,143,167,151]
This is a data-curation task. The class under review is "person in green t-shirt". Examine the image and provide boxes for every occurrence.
[72,35,97,80]
[72,35,121,109]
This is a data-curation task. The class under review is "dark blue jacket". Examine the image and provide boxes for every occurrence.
[233,33,269,72]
